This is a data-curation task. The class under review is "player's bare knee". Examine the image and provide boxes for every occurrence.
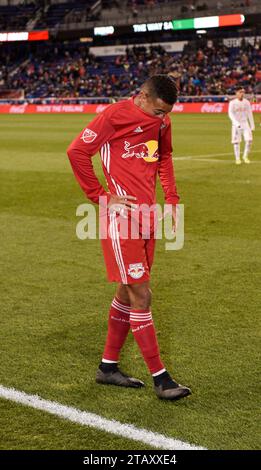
[126,283,151,310]
[139,287,151,309]
[115,283,130,304]
[132,290,151,310]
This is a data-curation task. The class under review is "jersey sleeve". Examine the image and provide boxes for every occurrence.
[67,112,115,204]
[158,120,180,205]
[228,101,240,127]
[247,101,255,130]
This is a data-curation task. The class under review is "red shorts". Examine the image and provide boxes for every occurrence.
[100,212,156,284]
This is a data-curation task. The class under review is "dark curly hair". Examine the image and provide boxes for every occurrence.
[143,74,178,105]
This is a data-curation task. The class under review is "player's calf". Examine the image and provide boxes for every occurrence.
[127,282,191,401]
[233,143,241,164]
[243,140,252,163]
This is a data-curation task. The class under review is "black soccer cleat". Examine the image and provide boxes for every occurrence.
[154,382,191,400]
[96,368,145,388]
[154,371,191,401]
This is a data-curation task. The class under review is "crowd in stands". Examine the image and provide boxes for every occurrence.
[0,40,260,100]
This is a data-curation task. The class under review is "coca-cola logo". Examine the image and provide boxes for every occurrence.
[201,103,225,113]
[10,104,28,114]
[96,104,108,113]
[172,104,184,112]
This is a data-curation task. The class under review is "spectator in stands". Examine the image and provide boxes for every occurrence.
[0,39,260,100]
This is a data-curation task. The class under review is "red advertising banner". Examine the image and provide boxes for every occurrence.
[28,30,49,41]
[0,103,260,114]
[172,102,261,113]
[0,104,105,114]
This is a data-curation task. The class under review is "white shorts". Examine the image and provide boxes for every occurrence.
[232,125,252,144]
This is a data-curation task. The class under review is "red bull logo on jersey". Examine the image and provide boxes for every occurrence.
[122,140,159,162]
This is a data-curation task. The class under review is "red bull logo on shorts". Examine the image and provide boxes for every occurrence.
[128,263,145,279]
[122,140,159,162]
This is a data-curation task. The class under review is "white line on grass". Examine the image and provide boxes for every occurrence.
[174,150,260,160]
[0,384,205,450]
[184,158,261,163]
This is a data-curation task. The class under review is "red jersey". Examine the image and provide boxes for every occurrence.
[67,97,179,207]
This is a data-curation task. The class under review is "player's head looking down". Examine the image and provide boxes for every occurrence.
[236,87,245,101]
[135,74,178,119]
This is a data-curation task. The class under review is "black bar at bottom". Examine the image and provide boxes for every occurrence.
[0,450,258,467]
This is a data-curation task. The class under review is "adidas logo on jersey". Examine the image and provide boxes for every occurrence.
[134,126,143,133]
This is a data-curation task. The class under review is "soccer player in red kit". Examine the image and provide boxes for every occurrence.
[67,75,191,400]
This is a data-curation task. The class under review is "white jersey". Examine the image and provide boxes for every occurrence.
[228,98,255,130]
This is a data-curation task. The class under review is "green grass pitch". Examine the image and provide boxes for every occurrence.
[0,113,260,450]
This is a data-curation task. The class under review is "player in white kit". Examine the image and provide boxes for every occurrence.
[228,87,255,165]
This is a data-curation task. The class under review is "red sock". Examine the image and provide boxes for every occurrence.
[130,309,165,375]
[102,297,130,362]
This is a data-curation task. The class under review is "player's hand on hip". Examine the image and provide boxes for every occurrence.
[108,194,137,217]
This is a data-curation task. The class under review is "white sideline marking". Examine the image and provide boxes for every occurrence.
[0,384,205,450]
[174,150,260,160]
[185,158,261,164]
